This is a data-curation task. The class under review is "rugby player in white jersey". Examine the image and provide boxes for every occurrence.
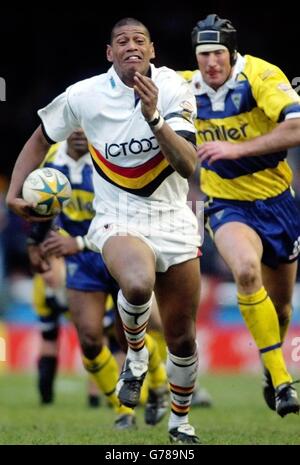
[7,18,201,444]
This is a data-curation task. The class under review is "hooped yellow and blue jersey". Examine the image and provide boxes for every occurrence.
[181,54,300,201]
[41,142,94,236]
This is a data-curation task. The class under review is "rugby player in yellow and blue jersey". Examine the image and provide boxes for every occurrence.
[182,14,300,418]
[32,254,102,407]
[33,255,69,405]
[28,129,168,429]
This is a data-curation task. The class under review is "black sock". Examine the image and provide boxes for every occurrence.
[37,356,57,404]
[88,394,101,408]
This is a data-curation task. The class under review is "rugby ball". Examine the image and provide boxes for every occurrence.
[22,167,72,216]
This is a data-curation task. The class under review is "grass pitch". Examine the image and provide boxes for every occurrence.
[0,372,299,445]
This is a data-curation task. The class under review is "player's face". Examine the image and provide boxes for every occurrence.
[107,25,155,87]
[67,129,88,157]
[196,49,232,89]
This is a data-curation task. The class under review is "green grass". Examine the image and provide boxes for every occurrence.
[0,372,299,445]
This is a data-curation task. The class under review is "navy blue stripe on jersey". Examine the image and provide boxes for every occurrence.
[196,80,256,120]
[175,130,196,145]
[202,151,286,179]
[165,111,194,124]
[56,216,91,237]
[279,102,300,122]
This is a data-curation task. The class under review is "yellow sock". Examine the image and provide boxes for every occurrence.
[148,330,167,361]
[82,346,133,416]
[238,287,292,388]
[144,334,168,390]
[140,376,149,405]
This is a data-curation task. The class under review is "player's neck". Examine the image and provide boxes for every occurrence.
[67,148,84,161]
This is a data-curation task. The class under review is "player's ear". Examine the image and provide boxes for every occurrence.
[107,45,113,63]
[150,42,155,60]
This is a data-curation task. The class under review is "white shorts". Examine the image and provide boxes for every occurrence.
[87,205,201,273]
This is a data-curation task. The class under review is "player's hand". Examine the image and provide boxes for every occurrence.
[28,244,51,273]
[6,197,55,222]
[41,231,79,257]
[134,71,158,121]
[197,141,241,164]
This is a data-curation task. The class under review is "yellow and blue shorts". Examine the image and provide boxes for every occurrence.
[205,189,300,268]
[66,250,118,295]
[33,274,68,340]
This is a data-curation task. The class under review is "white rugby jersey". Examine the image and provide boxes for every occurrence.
[38,64,196,214]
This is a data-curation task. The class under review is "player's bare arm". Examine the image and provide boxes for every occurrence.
[6,125,51,221]
[134,71,197,178]
[198,118,300,164]
[28,243,51,273]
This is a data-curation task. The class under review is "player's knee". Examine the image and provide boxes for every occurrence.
[122,274,154,305]
[235,260,260,289]
[79,330,102,359]
[81,343,103,360]
[277,303,292,325]
[166,333,196,357]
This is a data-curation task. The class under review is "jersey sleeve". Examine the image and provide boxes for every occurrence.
[37,87,80,142]
[251,63,300,123]
[159,71,197,135]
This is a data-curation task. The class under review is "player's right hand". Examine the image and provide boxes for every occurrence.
[41,231,79,257]
[6,197,55,222]
[27,244,51,273]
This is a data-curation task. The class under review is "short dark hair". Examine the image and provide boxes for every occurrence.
[110,17,151,43]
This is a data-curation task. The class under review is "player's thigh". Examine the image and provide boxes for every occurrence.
[155,258,200,331]
[214,221,263,273]
[102,235,156,288]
